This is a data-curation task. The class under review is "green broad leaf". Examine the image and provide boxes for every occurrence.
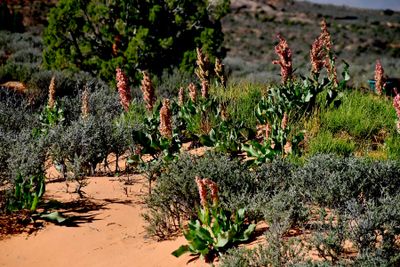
[172,245,190,257]
[189,237,209,251]
[196,227,213,243]
[243,224,256,240]
[304,92,313,102]
[215,232,230,248]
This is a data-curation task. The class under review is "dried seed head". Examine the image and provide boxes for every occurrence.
[195,48,210,82]
[195,176,207,208]
[214,58,227,87]
[188,83,197,102]
[320,19,332,53]
[319,19,338,86]
[48,76,56,109]
[141,71,156,112]
[204,178,219,206]
[81,85,90,119]
[272,34,293,84]
[281,112,288,130]
[284,141,292,154]
[116,68,132,112]
[310,37,325,75]
[375,60,384,95]
[201,80,209,99]
[178,87,185,106]
[265,123,271,141]
[159,98,172,139]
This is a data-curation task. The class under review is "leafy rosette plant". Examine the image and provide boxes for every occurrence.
[172,177,256,262]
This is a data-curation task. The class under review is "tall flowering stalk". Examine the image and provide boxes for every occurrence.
[310,36,325,75]
[48,76,56,109]
[393,93,400,132]
[195,176,219,208]
[272,34,293,84]
[188,83,197,102]
[214,58,227,88]
[178,87,185,106]
[159,98,172,139]
[81,85,90,119]
[320,20,338,86]
[195,48,210,99]
[141,71,156,112]
[375,60,384,95]
[116,68,132,112]
[281,112,288,130]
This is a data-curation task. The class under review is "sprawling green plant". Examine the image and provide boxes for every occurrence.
[172,177,255,262]
[43,0,230,82]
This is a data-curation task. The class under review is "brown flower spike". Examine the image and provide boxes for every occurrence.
[272,34,293,84]
[195,48,210,99]
[159,98,172,139]
[310,36,325,75]
[178,87,185,106]
[375,60,384,95]
[48,76,56,109]
[116,68,132,112]
[195,176,219,208]
[188,83,197,103]
[81,85,90,119]
[141,71,156,112]
[214,58,227,88]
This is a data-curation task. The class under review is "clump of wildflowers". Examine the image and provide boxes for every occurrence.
[272,34,293,84]
[116,68,131,112]
[375,60,384,95]
[141,71,156,112]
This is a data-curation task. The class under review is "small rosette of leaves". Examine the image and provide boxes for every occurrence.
[172,206,255,261]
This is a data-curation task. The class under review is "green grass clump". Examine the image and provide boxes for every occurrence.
[308,130,356,156]
[321,90,395,139]
[211,82,265,129]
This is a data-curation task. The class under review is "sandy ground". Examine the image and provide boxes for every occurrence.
[0,175,209,267]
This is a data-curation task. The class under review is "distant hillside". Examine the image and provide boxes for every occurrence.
[3,0,399,86]
[223,0,400,86]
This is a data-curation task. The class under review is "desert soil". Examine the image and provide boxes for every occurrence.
[0,174,209,267]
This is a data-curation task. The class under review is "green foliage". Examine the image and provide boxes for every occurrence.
[321,90,395,139]
[43,0,230,82]
[38,102,65,135]
[220,222,306,267]
[7,173,45,211]
[172,205,255,262]
[307,130,356,156]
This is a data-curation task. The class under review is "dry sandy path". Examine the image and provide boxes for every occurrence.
[0,175,207,267]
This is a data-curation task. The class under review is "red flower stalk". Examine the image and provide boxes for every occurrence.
[320,19,338,86]
[48,76,56,109]
[178,87,185,106]
[281,112,288,130]
[204,178,219,206]
[375,60,384,95]
[188,83,197,103]
[159,98,172,139]
[214,58,227,88]
[116,68,131,112]
[201,80,209,99]
[310,36,325,75]
[265,123,271,141]
[195,176,207,208]
[141,71,156,112]
[284,141,292,155]
[272,34,293,84]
